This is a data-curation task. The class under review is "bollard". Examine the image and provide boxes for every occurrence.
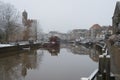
[99,55,105,74]
[97,74,103,80]
[102,48,105,53]
[110,74,115,80]
[81,45,114,80]
[103,71,107,80]
[105,55,110,80]
[99,53,111,80]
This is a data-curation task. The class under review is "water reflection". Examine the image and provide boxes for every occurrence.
[61,43,90,55]
[89,47,100,62]
[0,43,100,80]
[0,50,43,80]
[61,43,100,62]
[45,45,60,56]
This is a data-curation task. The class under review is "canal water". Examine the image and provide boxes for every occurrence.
[0,44,98,80]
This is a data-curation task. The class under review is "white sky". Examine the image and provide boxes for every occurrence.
[1,0,118,33]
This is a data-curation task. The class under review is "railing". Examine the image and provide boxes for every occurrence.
[89,69,99,80]
[81,44,115,80]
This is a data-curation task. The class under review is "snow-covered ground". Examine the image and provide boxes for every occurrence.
[0,44,13,47]
[0,41,41,48]
[0,42,28,47]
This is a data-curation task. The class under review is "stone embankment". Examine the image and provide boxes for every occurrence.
[0,42,42,53]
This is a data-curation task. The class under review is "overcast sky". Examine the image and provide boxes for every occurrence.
[1,0,118,33]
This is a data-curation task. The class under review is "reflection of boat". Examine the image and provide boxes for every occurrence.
[47,47,60,56]
[23,47,30,51]
[43,36,60,56]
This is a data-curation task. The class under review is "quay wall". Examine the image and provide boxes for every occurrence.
[0,43,42,53]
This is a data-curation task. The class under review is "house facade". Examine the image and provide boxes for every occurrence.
[112,1,120,34]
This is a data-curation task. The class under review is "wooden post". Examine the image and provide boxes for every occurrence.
[102,48,105,53]
[110,74,115,80]
[82,45,114,80]
[105,55,110,80]
[99,55,105,74]
[97,74,103,80]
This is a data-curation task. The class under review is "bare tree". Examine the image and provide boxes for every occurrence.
[0,2,20,42]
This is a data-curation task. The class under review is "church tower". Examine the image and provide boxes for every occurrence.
[22,10,28,26]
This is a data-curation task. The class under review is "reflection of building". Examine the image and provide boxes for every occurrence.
[61,43,90,55]
[60,43,100,62]
[0,50,43,80]
[89,49,99,62]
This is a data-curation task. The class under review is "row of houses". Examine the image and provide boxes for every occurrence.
[17,1,120,42]
[28,1,120,42]
[23,1,119,42]
[44,24,113,42]
[44,1,120,42]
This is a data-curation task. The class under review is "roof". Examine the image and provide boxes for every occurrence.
[116,1,120,10]
[113,1,120,16]
[90,24,101,30]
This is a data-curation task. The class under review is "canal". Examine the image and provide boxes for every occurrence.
[0,44,99,80]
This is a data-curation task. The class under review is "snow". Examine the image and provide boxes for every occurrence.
[80,78,88,80]
[0,44,13,47]
[0,41,38,48]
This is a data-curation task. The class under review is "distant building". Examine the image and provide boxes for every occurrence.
[29,20,37,40]
[48,31,60,37]
[46,29,89,42]
[22,10,28,26]
[90,24,113,40]
[90,24,102,40]
[22,10,37,41]
[45,31,70,42]
[68,29,88,41]
[107,25,113,35]
[48,31,67,40]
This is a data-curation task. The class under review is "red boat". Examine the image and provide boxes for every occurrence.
[42,36,60,48]
[48,36,60,48]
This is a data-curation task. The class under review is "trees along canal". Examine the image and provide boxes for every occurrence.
[0,1,21,42]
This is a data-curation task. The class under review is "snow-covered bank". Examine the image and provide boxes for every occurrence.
[0,44,13,47]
